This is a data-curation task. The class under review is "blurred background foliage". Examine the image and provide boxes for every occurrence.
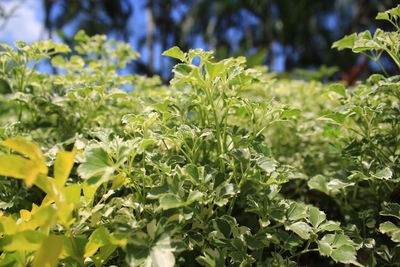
[0,0,398,82]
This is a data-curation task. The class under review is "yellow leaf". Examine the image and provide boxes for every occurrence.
[31,203,39,213]
[20,210,31,221]
[57,203,75,227]
[82,183,100,202]
[25,166,43,187]
[64,184,81,204]
[33,235,64,267]
[111,172,129,190]
[54,149,76,188]
[0,216,17,235]
[0,138,48,187]
[41,194,55,206]
[17,205,57,233]
[84,227,110,257]
[2,230,46,251]
[0,155,34,179]
[1,138,44,162]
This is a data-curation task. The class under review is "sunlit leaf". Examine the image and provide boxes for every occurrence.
[54,149,76,188]
[162,46,186,62]
[0,138,48,186]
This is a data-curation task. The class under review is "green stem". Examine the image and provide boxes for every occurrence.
[205,86,225,172]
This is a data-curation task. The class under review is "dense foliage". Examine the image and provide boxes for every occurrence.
[0,6,399,267]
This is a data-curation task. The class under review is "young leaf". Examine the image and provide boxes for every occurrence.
[162,46,186,62]
[331,33,356,50]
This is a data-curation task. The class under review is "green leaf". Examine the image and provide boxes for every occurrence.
[376,12,390,21]
[380,203,400,220]
[317,241,332,256]
[162,46,186,62]
[287,202,308,221]
[308,206,326,229]
[244,235,264,250]
[126,232,150,265]
[33,235,64,267]
[84,226,126,259]
[84,227,111,257]
[322,112,346,124]
[127,234,175,267]
[373,167,392,180]
[286,222,311,239]
[329,83,346,97]
[331,245,357,263]
[92,245,118,267]
[186,191,203,204]
[51,55,66,68]
[147,184,170,199]
[321,233,356,248]
[159,194,182,210]
[318,221,341,231]
[211,218,231,239]
[146,234,175,267]
[146,220,157,240]
[352,33,381,53]
[77,147,114,185]
[256,157,277,173]
[307,175,329,195]
[376,5,400,22]
[326,179,354,194]
[173,64,194,77]
[379,221,400,243]
[205,60,226,80]
[196,249,225,267]
[185,164,199,182]
[280,109,301,119]
[332,34,356,50]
